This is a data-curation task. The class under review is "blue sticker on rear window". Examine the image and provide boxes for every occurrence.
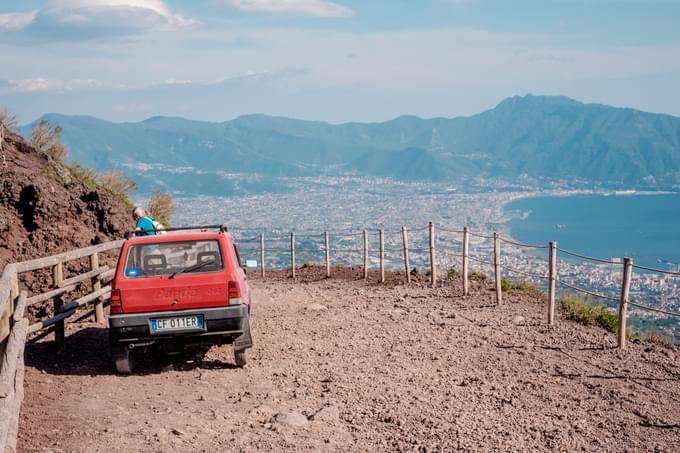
[125,268,141,278]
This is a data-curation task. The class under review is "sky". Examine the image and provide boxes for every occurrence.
[1,0,680,124]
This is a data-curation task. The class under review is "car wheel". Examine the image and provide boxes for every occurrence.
[112,346,133,374]
[234,348,247,367]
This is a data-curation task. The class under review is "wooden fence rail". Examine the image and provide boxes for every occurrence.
[0,240,123,453]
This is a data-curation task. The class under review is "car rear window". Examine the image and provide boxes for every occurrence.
[123,239,224,278]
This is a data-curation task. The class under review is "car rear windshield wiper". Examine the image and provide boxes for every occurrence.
[168,259,216,279]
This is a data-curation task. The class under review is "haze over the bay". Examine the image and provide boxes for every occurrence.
[2,0,680,123]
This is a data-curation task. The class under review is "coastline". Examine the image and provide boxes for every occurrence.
[499,189,677,247]
[500,191,680,274]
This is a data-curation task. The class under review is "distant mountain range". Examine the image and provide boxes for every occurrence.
[20,95,680,195]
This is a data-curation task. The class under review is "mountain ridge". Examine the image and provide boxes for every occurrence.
[35,94,679,126]
[20,95,680,194]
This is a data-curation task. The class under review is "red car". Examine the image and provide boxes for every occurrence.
[108,226,253,373]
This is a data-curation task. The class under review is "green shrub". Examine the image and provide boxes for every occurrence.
[637,330,677,349]
[45,166,64,185]
[31,119,68,163]
[499,277,542,293]
[147,187,175,227]
[69,161,98,188]
[560,296,619,333]
[500,277,514,292]
[97,171,137,208]
[447,266,460,279]
[469,271,488,282]
[0,108,18,131]
[511,280,547,302]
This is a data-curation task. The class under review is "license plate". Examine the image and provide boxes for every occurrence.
[150,315,204,334]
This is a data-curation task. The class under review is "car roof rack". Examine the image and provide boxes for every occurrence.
[125,224,229,238]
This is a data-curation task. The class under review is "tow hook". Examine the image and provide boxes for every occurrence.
[129,341,155,349]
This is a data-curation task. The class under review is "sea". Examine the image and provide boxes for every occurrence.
[505,193,680,270]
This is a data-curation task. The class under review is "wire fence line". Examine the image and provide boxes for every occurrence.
[236,225,680,276]
[235,236,261,243]
[501,261,549,281]
[557,247,618,265]
[556,279,620,303]
[439,227,465,234]
[438,248,462,258]
[232,225,434,237]
[498,236,549,250]
[234,222,680,336]
[468,231,495,240]
[468,254,495,267]
[631,263,680,277]
[630,301,680,318]
[437,240,463,250]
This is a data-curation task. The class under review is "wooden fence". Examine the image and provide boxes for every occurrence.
[0,240,123,453]
[238,222,680,350]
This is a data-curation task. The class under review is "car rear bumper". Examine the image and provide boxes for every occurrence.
[109,305,249,344]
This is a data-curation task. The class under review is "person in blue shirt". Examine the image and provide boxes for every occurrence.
[132,206,157,236]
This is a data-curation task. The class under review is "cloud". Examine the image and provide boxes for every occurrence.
[1,68,308,95]
[527,54,574,64]
[0,0,196,40]
[4,25,680,123]
[0,77,111,93]
[222,0,354,17]
[0,12,38,31]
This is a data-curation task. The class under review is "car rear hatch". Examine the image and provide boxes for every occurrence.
[118,274,229,313]
[116,238,231,314]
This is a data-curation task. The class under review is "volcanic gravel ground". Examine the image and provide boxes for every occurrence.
[17,268,680,452]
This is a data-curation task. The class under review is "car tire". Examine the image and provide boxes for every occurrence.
[234,348,247,367]
[112,346,133,374]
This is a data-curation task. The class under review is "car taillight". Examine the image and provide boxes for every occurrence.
[228,281,242,305]
[110,288,122,314]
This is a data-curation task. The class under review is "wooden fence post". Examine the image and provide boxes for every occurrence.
[618,257,633,349]
[429,222,437,288]
[52,263,65,351]
[548,241,557,325]
[462,227,469,296]
[10,271,19,315]
[363,230,369,280]
[90,252,105,324]
[1,270,19,344]
[260,233,265,278]
[402,226,410,283]
[379,229,385,283]
[290,232,296,279]
[493,232,502,306]
[324,231,331,278]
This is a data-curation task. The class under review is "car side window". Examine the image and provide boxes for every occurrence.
[233,244,242,268]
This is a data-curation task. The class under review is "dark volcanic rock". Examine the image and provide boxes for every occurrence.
[0,130,130,267]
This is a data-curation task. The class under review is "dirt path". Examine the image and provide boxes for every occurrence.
[17,269,680,452]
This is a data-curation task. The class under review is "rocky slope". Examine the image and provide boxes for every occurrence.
[0,129,130,267]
